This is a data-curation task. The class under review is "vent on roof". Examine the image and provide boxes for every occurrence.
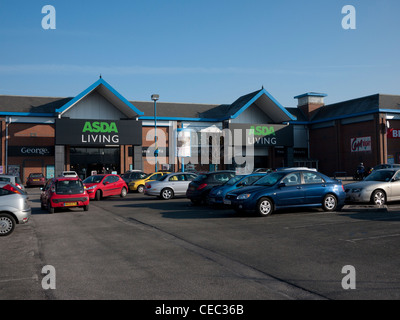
[294,92,327,120]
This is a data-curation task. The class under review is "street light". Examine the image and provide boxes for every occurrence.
[151,94,159,172]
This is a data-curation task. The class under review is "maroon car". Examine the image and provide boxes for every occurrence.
[26,173,46,187]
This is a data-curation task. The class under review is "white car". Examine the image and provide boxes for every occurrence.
[61,171,78,178]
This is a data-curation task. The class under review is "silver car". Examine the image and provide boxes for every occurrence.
[0,174,25,192]
[345,168,400,205]
[0,183,31,236]
[144,172,197,200]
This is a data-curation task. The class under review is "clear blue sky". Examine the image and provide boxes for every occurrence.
[0,0,399,108]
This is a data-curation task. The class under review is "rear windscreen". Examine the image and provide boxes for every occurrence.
[55,180,84,194]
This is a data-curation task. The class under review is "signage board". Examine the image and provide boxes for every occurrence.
[8,146,55,157]
[229,124,294,147]
[350,136,372,152]
[55,119,142,146]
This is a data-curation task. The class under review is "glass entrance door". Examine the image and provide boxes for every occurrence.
[70,147,120,179]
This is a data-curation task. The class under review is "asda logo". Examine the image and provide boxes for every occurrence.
[249,125,275,136]
[81,121,119,144]
[82,121,118,133]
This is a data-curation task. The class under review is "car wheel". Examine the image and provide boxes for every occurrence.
[371,189,386,206]
[322,194,337,212]
[83,205,89,211]
[48,202,55,214]
[120,187,127,198]
[95,190,102,201]
[137,185,144,193]
[161,188,174,200]
[0,213,16,237]
[257,197,273,217]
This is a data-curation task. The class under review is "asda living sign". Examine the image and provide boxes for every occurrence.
[229,123,293,147]
[55,119,142,146]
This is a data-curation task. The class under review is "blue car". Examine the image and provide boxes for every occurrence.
[207,173,266,205]
[224,169,346,217]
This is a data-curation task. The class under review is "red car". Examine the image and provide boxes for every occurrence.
[40,177,89,213]
[26,173,46,187]
[83,174,128,200]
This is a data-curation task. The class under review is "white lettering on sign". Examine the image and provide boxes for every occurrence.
[388,129,400,139]
[351,137,371,152]
[21,147,50,155]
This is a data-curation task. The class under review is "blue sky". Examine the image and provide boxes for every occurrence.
[0,0,399,107]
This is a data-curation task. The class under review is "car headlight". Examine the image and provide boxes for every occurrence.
[237,193,251,200]
[352,188,362,193]
[86,185,97,190]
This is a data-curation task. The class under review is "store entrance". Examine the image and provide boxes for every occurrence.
[70,147,120,180]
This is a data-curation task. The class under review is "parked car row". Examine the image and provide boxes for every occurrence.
[40,174,129,214]
[5,166,400,237]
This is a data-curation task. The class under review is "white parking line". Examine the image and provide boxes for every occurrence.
[342,233,400,243]
[0,274,38,283]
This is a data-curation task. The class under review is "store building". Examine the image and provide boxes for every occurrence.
[293,93,400,177]
[1,77,399,182]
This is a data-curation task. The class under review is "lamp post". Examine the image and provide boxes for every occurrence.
[151,94,159,172]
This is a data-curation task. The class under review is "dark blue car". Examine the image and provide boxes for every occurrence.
[207,173,266,205]
[224,170,346,217]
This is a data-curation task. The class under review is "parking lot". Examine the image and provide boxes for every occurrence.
[2,186,400,300]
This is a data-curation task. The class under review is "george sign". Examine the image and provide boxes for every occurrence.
[350,136,371,152]
[8,146,54,157]
[55,119,142,146]
[229,124,294,147]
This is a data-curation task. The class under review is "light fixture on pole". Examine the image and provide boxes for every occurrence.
[151,94,159,172]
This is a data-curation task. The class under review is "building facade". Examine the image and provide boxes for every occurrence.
[1,77,399,182]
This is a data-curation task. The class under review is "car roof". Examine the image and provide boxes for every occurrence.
[54,177,81,181]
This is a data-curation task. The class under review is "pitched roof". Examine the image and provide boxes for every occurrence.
[0,95,72,115]
[55,78,144,117]
[308,94,400,123]
[0,85,295,123]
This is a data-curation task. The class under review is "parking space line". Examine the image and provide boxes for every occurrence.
[342,233,400,243]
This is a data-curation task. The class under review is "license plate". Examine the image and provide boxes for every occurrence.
[223,199,231,205]
[64,202,77,206]
[33,179,40,181]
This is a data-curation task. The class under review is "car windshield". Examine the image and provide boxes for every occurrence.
[83,175,104,184]
[142,173,154,179]
[225,175,245,186]
[158,175,169,181]
[365,170,396,182]
[254,172,286,186]
[30,173,44,178]
[55,180,84,194]
[193,174,208,182]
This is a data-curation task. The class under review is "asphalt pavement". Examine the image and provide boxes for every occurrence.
[1,186,400,301]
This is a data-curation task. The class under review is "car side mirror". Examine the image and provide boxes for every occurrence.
[278,182,286,188]
[237,182,246,187]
